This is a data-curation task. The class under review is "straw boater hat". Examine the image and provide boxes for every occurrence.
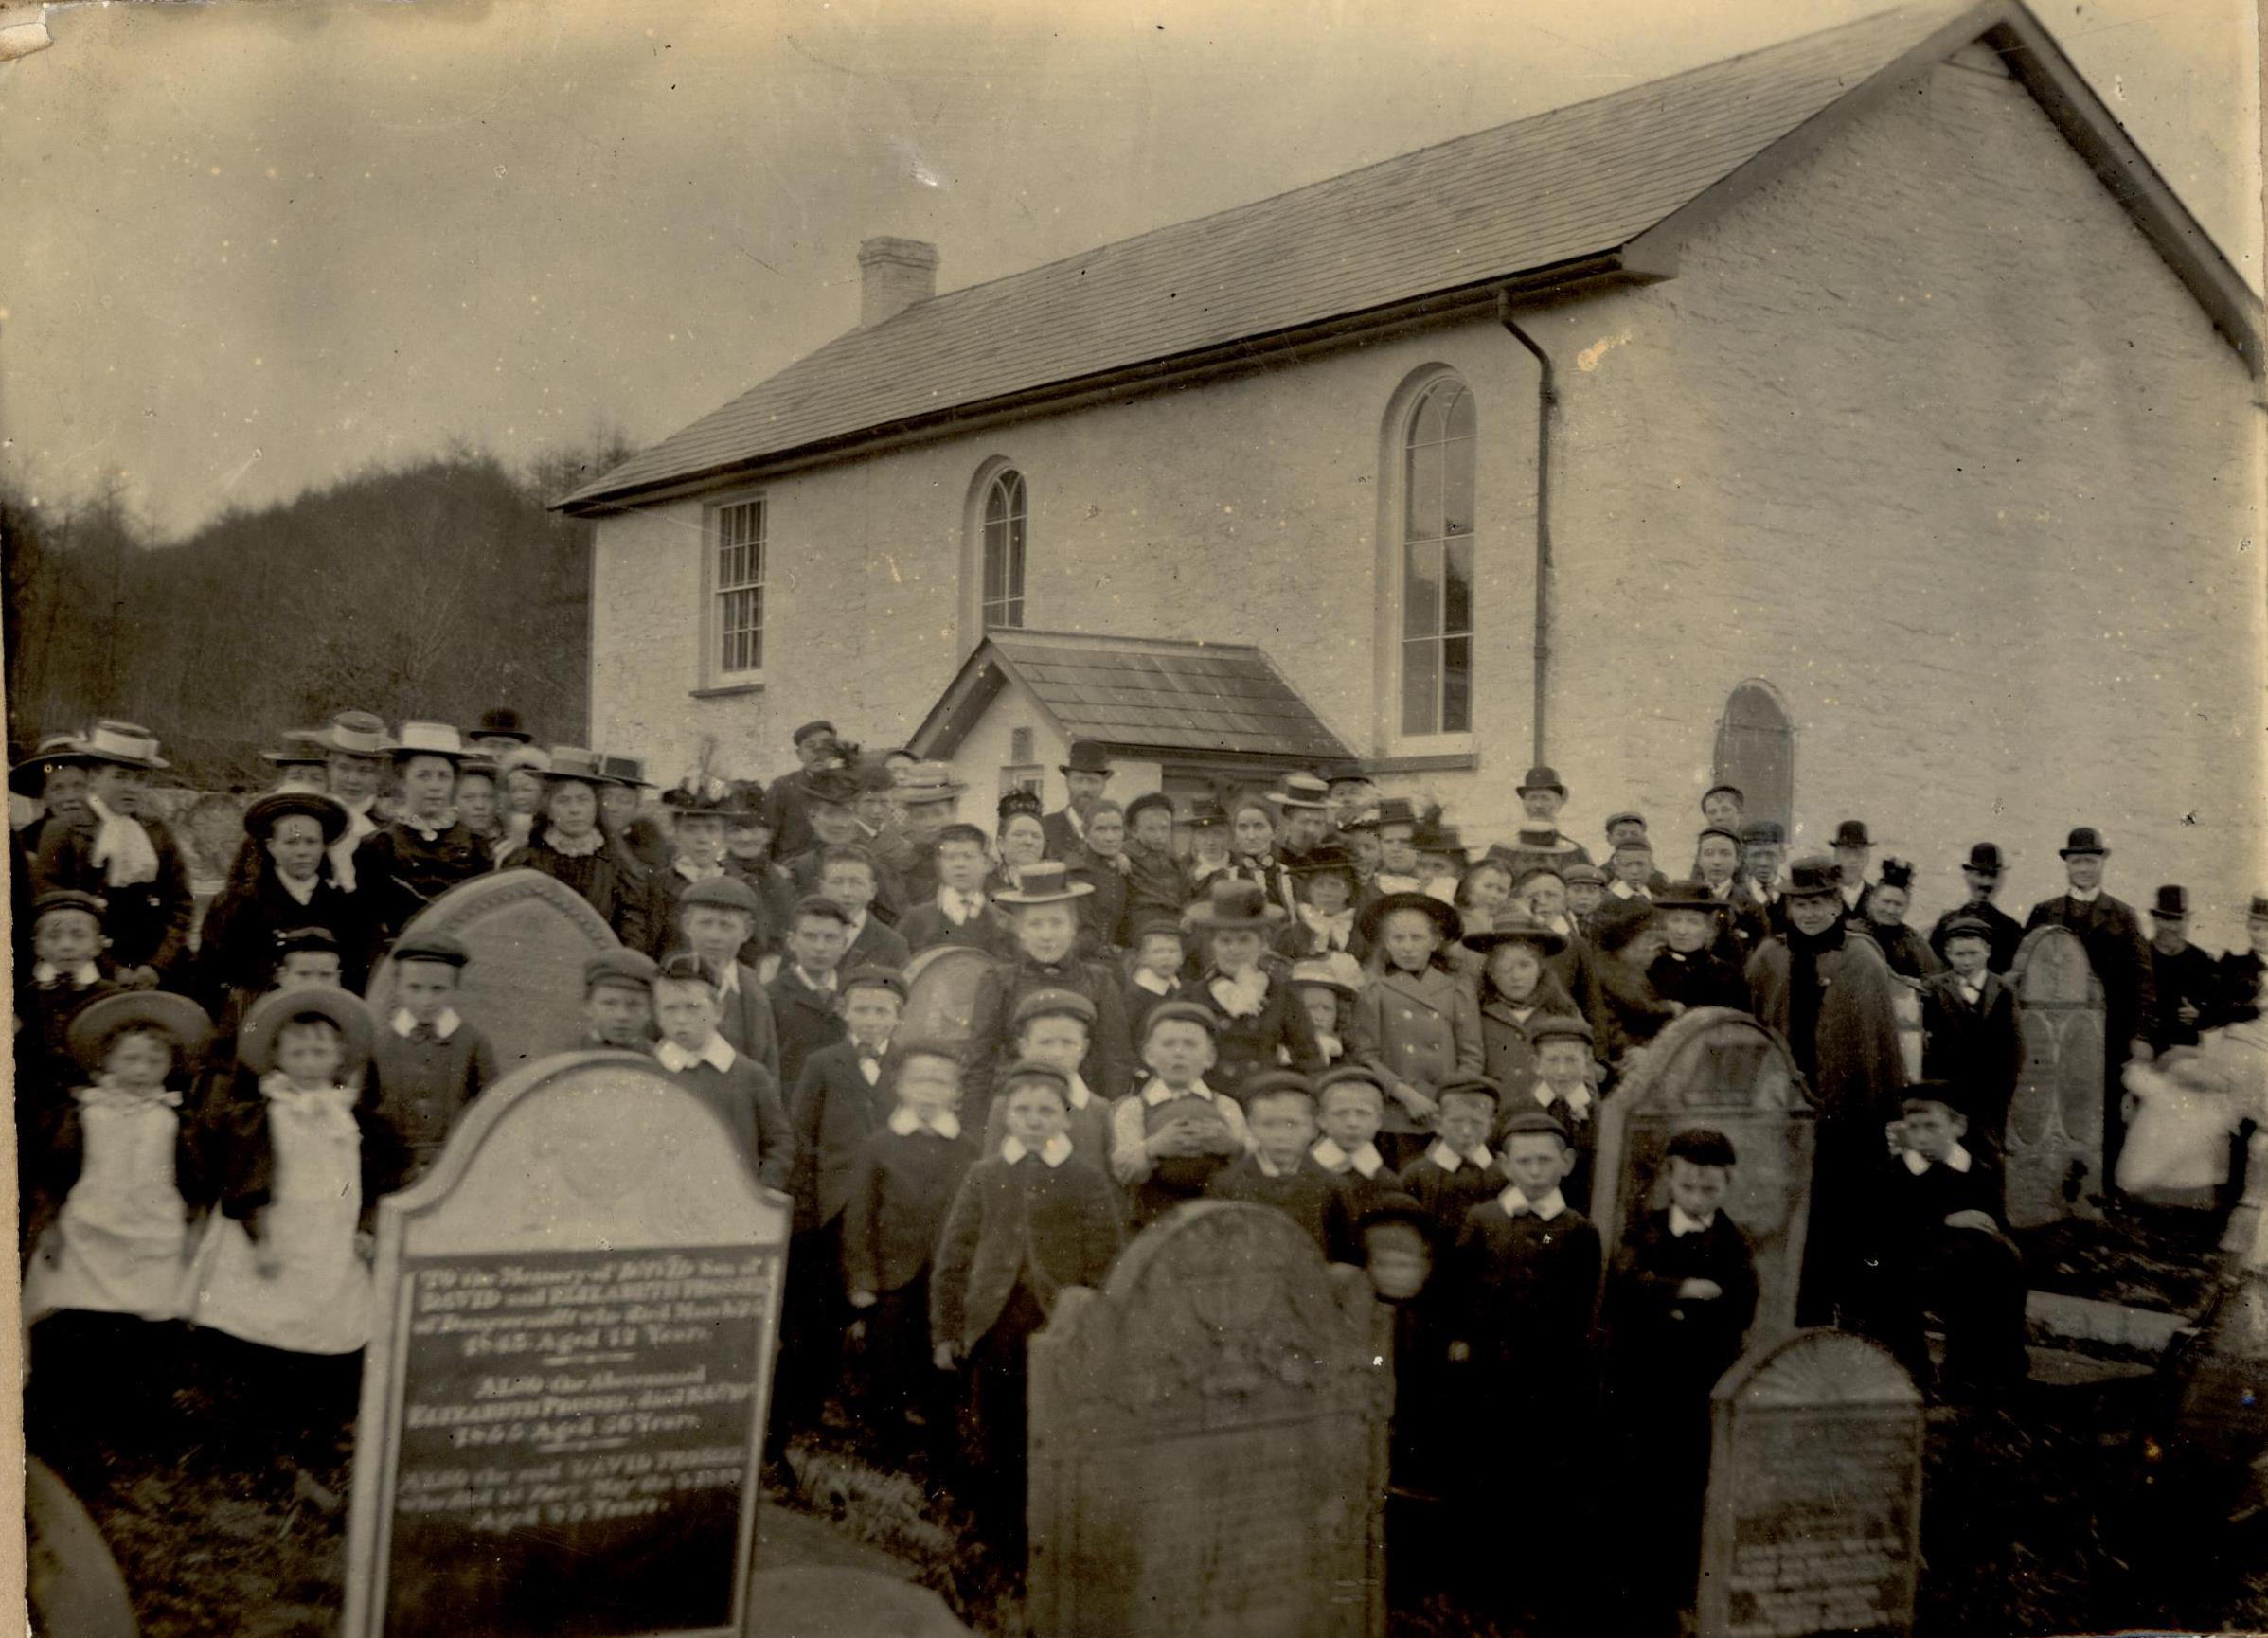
[1186,879,1286,931]
[1460,906,1565,956]
[1266,774,1332,810]
[544,746,623,786]
[391,721,471,763]
[894,762,968,805]
[241,790,350,846]
[1357,890,1463,948]
[66,990,213,1076]
[76,721,170,772]
[304,710,394,759]
[237,985,376,1078]
[9,733,90,796]
[992,860,1095,906]
[1290,953,1366,997]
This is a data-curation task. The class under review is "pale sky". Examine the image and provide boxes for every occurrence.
[2,0,2258,536]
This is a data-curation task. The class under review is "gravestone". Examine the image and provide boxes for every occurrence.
[366,869,619,1074]
[2004,924,2107,1227]
[1697,1328,1923,1638]
[1027,1202,1391,1638]
[898,944,995,1047]
[1593,1006,1816,1344]
[342,1050,790,1638]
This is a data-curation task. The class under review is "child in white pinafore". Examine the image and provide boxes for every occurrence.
[22,989,215,1449]
[189,987,404,1445]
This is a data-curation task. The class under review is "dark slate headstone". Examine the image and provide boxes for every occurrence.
[342,1050,790,1638]
[1027,1202,1391,1638]
[366,868,619,1074]
[898,944,994,1048]
[1698,1329,1923,1638]
[1593,1006,1816,1344]
[2005,924,2108,1227]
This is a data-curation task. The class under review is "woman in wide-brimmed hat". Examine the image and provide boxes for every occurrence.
[32,721,197,991]
[1176,878,1321,1101]
[353,721,490,953]
[511,748,657,951]
[197,790,364,1026]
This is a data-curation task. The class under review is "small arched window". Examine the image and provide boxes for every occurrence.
[1400,378,1476,736]
[981,470,1027,631]
[1713,682,1795,832]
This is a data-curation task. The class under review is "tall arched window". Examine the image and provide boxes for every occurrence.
[1714,681,1795,832]
[1400,378,1475,736]
[981,469,1027,631]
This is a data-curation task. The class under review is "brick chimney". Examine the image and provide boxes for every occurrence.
[856,237,939,329]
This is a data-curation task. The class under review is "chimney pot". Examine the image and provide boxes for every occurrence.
[857,237,939,329]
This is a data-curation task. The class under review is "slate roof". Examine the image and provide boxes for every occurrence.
[561,0,2257,513]
[910,632,1355,765]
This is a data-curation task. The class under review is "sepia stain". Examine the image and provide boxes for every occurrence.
[1577,329,1633,371]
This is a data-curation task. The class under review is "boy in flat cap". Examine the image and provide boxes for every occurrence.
[978,988,1116,1166]
[897,822,1018,962]
[932,1059,1124,1561]
[578,949,657,1051]
[1603,1126,1759,1632]
[1928,843,2024,974]
[1111,1001,1250,1226]
[1734,820,1785,936]
[651,953,792,1187]
[1857,1081,2027,1398]
[1919,916,2023,1161]
[2025,827,2158,1184]
[818,843,911,971]
[367,931,498,1180]
[1521,1015,1603,1212]
[1692,826,1767,963]
[1311,1063,1398,1220]
[671,875,783,1076]
[15,891,124,1141]
[1205,1070,1361,1262]
[842,1038,977,1463]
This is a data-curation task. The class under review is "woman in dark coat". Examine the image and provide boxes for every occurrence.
[512,748,655,952]
[197,791,366,1028]
[1175,878,1322,1103]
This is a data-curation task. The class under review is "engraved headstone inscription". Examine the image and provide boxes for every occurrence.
[1697,1328,1923,1638]
[1026,1201,1392,1638]
[341,1050,790,1638]
[1592,1007,1817,1344]
[2004,924,2108,1227]
[365,869,621,1075]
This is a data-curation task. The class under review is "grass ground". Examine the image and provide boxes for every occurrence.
[25,1206,2267,1638]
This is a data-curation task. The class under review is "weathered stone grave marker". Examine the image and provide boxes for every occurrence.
[1593,1006,1816,1344]
[1698,1328,1923,1638]
[2004,924,2107,1226]
[898,943,995,1047]
[342,1049,790,1638]
[1027,1201,1391,1638]
[366,869,619,1074]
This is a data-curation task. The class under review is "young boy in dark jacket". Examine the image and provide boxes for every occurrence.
[1205,1071,1361,1262]
[932,1059,1125,1561]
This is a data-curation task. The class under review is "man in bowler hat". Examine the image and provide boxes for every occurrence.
[2025,828,2157,1184]
[1831,820,1875,920]
[1929,843,2025,973]
[1041,739,1114,861]
[2146,885,2218,1054]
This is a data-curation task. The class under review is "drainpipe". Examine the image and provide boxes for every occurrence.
[1497,290,1556,765]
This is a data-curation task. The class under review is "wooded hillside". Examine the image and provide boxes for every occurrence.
[3,439,629,789]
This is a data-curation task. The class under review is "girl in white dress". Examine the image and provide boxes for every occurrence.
[188,987,403,1450]
[23,990,214,1441]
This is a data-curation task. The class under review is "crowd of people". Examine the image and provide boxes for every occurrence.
[12,704,2268,1629]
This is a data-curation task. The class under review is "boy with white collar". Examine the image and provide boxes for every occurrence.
[980,988,1113,1166]
[932,1059,1125,1562]
[1395,1074,1502,1232]
[1444,1107,1601,1627]
[1205,1071,1360,1261]
[1524,1016,1600,1213]
[367,932,497,1179]
[843,1040,977,1463]
[15,890,123,1135]
[671,876,781,1077]
[1310,1064,1397,1220]
[652,953,791,1190]
[1857,1081,2027,1398]
[1110,1000,1250,1226]
[895,824,1018,960]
